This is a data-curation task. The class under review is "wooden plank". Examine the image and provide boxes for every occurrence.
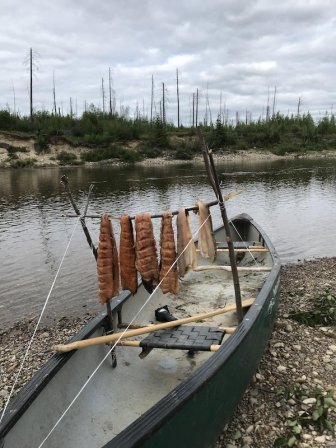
[197,248,268,253]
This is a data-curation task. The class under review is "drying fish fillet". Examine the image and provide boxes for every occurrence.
[135,213,159,293]
[159,212,179,294]
[176,208,197,277]
[97,214,120,304]
[197,201,217,262]
[119,214,137,295]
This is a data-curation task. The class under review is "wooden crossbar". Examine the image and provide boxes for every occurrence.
[197,248,268,253]
[194,265,272,272]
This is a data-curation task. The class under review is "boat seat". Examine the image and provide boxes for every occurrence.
[139,325,225,352]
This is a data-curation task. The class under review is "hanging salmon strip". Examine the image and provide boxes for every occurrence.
[197,201,217,262]
[97,214,120,304]
[176,208,197,277]
[135,213,159,293]
[159,212,179,294]
[120,214,137,295]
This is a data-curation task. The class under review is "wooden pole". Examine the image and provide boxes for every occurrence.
[60,176,117,365]
[60,176,97,259]
[198,131,244,322]
[53,298,253,352]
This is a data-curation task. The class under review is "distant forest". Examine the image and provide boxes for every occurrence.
[1,107,336,164]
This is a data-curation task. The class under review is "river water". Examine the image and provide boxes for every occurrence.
[1,157,336,329]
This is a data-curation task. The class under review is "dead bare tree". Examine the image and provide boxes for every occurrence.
[150,74,154,122]
[272,85,277,118]
[162,82,166,124]
[12,82,16,115]
[192,93,195,127]
[297,97,302,117]
[176,68,180,127]
[52,70,57,115]
[108,68,112,115]
[101,78,105,113]
[23,48,40,122]
[266,86,270,121]
[30,48,33,121]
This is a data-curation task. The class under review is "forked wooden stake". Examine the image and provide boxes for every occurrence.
[197,129,244,322]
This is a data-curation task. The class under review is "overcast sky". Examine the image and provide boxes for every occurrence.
[1,0,336,125]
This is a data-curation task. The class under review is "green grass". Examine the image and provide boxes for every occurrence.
[289,291,336,326]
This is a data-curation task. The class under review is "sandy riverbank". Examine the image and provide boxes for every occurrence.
[1,131,336,168]
[1,259,336,446]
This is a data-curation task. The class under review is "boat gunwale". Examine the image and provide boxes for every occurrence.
[0,213,280,446]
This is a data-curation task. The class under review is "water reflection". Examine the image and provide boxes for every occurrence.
[1,157,336,328]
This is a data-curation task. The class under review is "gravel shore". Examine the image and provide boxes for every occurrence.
[1,259,336,447]
[217,258,336,448]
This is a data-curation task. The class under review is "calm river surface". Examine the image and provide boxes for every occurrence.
[1,158,336,329]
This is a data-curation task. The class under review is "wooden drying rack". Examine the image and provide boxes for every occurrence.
[63,190,243,220]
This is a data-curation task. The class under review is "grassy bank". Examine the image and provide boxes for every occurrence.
[1,109,336,168]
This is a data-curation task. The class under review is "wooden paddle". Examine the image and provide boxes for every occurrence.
[53,297,254,353]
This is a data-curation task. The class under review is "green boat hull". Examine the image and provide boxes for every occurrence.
[107,214,280,448]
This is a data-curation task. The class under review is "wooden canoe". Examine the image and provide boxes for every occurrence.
[0,213,281,448]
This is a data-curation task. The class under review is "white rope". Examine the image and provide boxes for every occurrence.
[38,213,211,447]
[0,217,80,425]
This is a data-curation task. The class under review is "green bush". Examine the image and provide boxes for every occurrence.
[120,149,143,163]
[35,133,50,153]
[174,148,194,160]
[10,158,36,168]
[138,145,161,158]
[80,145,122,162]
[56,151,78,165]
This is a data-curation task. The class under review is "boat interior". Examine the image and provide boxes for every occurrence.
[2,217,275,448]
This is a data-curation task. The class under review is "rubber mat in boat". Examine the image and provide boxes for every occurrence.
[140,326,225,351]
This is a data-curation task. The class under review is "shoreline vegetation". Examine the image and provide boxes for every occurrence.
[1,110,336,168]
[1,259,335,447]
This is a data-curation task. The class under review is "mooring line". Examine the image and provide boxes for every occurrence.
[0,217,80,426]
[37,213,212,447]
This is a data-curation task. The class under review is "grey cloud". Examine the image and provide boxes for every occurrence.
[1,0,336,122]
